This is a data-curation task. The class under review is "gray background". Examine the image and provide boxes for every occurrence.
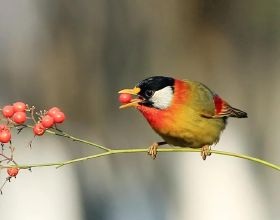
[0,1,279,219]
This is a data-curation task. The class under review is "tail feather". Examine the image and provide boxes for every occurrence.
[214,95,247,118]
[221,106,248,118]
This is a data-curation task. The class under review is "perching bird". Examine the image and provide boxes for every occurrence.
[119,76,247,160]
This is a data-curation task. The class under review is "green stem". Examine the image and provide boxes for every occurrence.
[25,124,110,151]
[1,148,279,172]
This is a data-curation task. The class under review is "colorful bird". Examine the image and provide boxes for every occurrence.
[119,76,247,160]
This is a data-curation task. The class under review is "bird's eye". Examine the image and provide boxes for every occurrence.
[145,90,154,98]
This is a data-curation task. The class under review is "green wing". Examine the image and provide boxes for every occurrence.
[184,80,216,117]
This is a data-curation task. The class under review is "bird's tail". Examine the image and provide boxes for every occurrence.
[213,95,247,118]
[225,106,248,118]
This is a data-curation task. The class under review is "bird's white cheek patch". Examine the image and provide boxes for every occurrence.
[150,86,174,109]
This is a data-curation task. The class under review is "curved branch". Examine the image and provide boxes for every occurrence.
[5,124,277,172]
[1,148,279,171]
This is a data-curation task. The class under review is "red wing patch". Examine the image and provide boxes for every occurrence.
[213,95,247,118]
[214,95,224,115]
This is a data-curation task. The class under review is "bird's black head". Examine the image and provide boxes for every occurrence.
[136,76,174,98]
[119,76,175,109]
[136,76,175,108]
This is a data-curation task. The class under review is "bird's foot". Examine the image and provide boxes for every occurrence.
[201,145,211,160]
[147,141,167,159]
[148,142,159,159]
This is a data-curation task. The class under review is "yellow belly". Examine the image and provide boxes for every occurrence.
[154,109,226,148]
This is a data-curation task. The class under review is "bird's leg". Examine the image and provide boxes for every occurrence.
[201,145,211,160]
[148,141,167,159]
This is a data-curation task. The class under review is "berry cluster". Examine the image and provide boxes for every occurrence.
[0,101,66,193]
[33,107,65,136]
[1,103,65,141]
[1,102,27,143]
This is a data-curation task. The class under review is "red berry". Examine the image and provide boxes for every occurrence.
[13,112,27,124]
[47,107,61,118]
[53,111,65,123]
[0,129,11,143]
[2,105,14,118]
[33,123,46,136]
[119,93,132,104]
[7,168,19,177]
[13,102,27,112]
[41,115,54,128]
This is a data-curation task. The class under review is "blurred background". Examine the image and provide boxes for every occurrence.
[0,0,279,219]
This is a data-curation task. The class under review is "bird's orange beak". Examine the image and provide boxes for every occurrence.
[118,87,142,109]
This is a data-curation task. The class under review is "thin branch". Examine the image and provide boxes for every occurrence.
[25,124,110,151]
[3,124,278,173]
[1,148,279,171]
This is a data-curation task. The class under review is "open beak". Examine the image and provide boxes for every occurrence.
[118,87,142,109]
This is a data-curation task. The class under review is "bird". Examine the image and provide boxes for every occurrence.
[118,76,247,160]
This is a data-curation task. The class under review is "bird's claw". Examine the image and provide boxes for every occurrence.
[201,145,211,160]
[148,142,159,159]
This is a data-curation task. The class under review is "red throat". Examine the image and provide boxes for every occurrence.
[136,80,190,130]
